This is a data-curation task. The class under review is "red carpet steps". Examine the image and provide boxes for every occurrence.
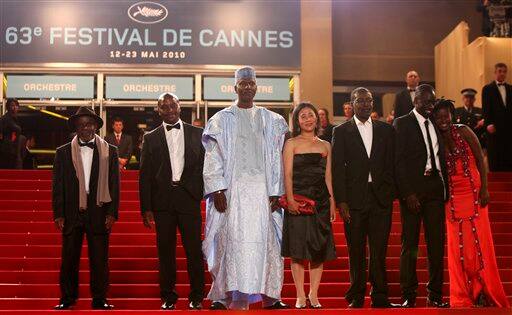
[0,170,510,312]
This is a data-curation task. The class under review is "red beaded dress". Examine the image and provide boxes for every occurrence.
[445,126,509,307]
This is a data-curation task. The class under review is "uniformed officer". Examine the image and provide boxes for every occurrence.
[454,88,485,145]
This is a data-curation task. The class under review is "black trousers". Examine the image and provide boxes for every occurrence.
[59,211,109,303]
[399,174,445,301]
[344,184,392,305]
[487,132,512,171]
[154,187,204,303]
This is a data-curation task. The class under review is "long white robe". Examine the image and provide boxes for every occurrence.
[202,104,288,305]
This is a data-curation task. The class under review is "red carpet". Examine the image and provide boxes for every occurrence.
[0,170,510,313]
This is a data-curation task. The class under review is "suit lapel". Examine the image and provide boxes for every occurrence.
[408,112,427,154]
[369,121,378,158]
[156,125,172,177]
[349,119,368,159]
[507,83,512,107]
[405,89,414,108]
[493,82,506,107]
[182,123,194,175]
[433,123,446,171]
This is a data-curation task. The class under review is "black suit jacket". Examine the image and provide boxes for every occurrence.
[52,142,120,235]
[332,119,395,209]
[0,112,21,156]
[482,81,512,133]
[319,123,335,143]
[139,123,204,214]
[104,133,133,160]
[394,88,415,119]
[393,112,449,201]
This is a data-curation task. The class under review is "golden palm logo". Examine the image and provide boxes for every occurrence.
[128,2,168,24]
[133,6,163,18]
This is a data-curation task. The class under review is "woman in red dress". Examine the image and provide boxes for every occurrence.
[433,99,509,308]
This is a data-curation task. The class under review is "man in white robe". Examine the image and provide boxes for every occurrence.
[202,67,289,310]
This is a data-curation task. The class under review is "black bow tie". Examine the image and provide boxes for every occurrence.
[409,88,416,92]
[497,83,505,86]
[166,123,180,131]
[79,141,95,149]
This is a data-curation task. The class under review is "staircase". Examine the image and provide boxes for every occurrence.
[0,170,510,310]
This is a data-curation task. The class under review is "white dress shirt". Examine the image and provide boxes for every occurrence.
[114,132,122,143]
[412,108,441,173]
[79,139,95,194]
[354,115,373,182]
[496,81,507,106]
[163,119,185,182]
[408,87,416,103]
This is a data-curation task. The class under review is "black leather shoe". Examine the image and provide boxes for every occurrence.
[371,302,402,308]
[348,300,364,308]
[475,292,489,307]
[91,299,114,310]
[54,301,75,310]
[426,297,449,308]
[189,301,202,310]
[401,299,416,308]
[209,301,227,310]
[264,301,289,309]
[161,301,175,310]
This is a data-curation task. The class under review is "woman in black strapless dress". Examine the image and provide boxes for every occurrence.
[282,103,337,309]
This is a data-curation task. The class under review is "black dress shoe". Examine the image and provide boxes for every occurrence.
[189,301,203,310]
[475,292,490,307]
[91,299,114,310]
[54,301,75,310]
[348,300,364,308]
[401,299,416,308]
[264,301,289,309]
[209,301,227,310]
[371,301,402,308]
[161,301,176,310]
[426,297,449,308]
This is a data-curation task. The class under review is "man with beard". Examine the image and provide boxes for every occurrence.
[202,66,289,310]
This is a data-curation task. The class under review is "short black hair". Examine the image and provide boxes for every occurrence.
[495,62,507,70]
[112,116,124,124]
[6,98,19,111]
[292,102,320,138]
[414,84,435,99]
[350,87,371,103]
[433,98,455,116]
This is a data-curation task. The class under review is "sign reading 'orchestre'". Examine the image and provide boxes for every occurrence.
[106,76,193,100]
[0,1,300,67]
[6,75,94,99]
[204,77,291,101]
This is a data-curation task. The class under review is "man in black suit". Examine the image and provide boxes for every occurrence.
[393,84,449,308]
[139,93,205,310]
[482,62,512,171]
[332,87,398,309]
[104,117,133,170]
[394,70,420,119]
[52,107,119,310]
